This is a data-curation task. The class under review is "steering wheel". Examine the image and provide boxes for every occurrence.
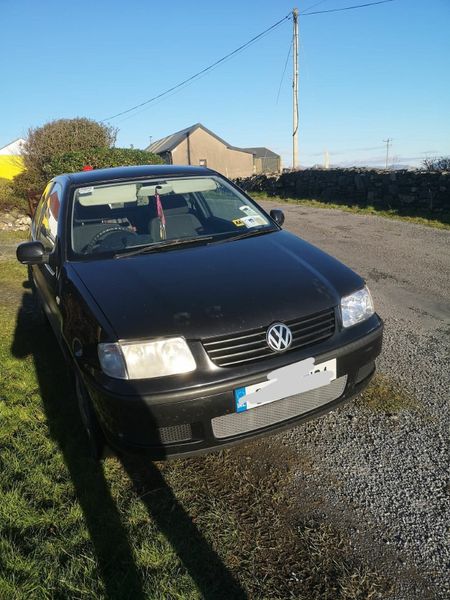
[86,226,138,254]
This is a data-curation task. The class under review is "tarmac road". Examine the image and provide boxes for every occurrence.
[261,200,450,600]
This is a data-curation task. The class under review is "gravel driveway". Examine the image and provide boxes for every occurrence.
[260,201,450,600]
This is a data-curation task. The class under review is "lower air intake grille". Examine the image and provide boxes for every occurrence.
[158,423,192,444]
[211,376,347,439]
[203,308,336,367]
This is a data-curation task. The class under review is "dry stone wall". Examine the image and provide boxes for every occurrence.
[235,169,450,214]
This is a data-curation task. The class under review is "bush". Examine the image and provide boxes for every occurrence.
[11,146,164,209]
[46,147,163,177]
[0,178,27,212]
[18,117,117,194]
[11,169,40,199]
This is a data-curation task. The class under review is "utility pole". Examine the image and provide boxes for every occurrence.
[383,138,392,169]
[292,7,299,170]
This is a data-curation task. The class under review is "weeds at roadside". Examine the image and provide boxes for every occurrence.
[251,193,450,231]
[357,374,417,415]
[160,441,389,599]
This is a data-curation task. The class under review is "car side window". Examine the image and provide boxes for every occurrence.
[36,182,62,252]
[32,183,51,238]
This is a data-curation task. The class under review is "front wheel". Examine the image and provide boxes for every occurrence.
[75,374,106,461]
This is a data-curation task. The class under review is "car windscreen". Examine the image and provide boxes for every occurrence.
[71,176,274,257]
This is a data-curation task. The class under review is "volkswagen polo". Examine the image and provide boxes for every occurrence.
[17,165,383,459]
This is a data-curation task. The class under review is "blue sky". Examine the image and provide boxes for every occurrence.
[1,0,449,168]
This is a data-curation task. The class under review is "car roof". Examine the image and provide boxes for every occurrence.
[57,164,216,186]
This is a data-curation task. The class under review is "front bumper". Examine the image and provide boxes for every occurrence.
[86,317,383,459]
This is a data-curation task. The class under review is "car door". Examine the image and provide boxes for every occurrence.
[32,181,63,336]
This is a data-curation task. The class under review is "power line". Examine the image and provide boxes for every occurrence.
[102,1,395,124]
[301,0,330,13]
[303,0,394,16]
[276,38,293,104]
[113,28,289,125]
[307,145,386,157]
[113,42,260,125]
[114,4,323,124]
[102,13,292,121]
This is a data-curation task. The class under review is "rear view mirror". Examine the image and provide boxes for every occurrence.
[16,241,47,265]
[270,209,285,227]
[137,183,174,197]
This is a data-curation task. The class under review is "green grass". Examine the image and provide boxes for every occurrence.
[252,192,450,230]
[0,261,392,599]
[0,230,28,243]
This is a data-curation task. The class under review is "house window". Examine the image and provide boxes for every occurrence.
[199,159,207,167]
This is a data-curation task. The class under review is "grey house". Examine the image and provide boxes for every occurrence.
[243,147,281,174]
[146,123,254,178]
[146,123,281,178]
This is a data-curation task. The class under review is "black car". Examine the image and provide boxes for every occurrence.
[17,165,383,459]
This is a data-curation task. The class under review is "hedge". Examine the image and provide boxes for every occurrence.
[45,147,164,177]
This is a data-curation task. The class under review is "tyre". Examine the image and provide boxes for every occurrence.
[75,373,106,461]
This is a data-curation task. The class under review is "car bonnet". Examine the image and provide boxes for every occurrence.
[70,230,364,341]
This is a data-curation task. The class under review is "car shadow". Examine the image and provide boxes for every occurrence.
[10,286,247,600]
[119,454,247,600]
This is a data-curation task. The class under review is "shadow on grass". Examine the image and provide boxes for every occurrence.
[11,287,246,600]
[120,456,247,600]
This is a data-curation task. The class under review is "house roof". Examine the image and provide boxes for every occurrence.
[146,123,253,155]
[0,138,25,155]
[243,147,280,159]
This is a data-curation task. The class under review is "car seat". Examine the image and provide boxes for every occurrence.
[148,194,203,240]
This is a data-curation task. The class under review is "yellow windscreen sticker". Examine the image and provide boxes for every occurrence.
[233,219,245,227]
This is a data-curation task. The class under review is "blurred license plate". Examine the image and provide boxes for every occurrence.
[234,358,337,413]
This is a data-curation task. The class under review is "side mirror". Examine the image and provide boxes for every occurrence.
[270,209,285,227]
[16,241,47,265]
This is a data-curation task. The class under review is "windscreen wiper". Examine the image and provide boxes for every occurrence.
[115,235,214,258]
[218,227,278,243]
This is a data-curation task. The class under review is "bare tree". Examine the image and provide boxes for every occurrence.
[422,156,450,172]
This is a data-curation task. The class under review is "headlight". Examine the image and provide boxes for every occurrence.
[340,286,374,328]
[98,337,196,379]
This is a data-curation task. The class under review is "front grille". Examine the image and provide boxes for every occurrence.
[203,308,335,367]
[158,423,192,444]
[212,375,347,439]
